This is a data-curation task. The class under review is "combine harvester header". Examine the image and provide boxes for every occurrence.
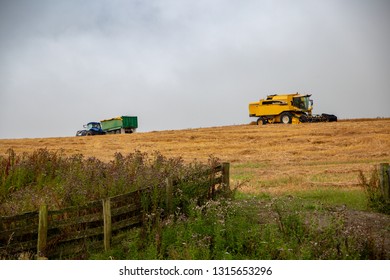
[249,93,337,125]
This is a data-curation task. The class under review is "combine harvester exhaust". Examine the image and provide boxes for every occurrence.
[249,93,337,125]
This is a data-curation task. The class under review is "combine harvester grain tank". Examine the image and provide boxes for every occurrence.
[249,93,337,125]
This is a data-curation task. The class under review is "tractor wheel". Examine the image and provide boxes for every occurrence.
[280,112,292,124]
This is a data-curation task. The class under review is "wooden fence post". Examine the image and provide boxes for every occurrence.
[379,163,390,201]
[222,162,230,193]
[388,165,390,201]
[37,204,48,258]
[165,178,173,215]
[209,166,216,199]
[102,198,111,251]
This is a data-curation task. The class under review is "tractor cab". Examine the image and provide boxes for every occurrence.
[85,122,102,131]
[76,122,105,136]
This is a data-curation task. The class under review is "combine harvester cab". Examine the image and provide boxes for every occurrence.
[249,93,337,125]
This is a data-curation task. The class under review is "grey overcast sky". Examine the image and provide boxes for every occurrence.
[0,0,389,139]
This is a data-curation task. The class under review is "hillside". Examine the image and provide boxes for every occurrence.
[1,118,389,194]
[1,118,390,259]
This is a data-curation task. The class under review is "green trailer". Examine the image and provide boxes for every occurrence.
[100,116,138,134]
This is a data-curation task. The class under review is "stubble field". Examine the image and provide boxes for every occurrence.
[1,118,390,259]
[1,118,389,195]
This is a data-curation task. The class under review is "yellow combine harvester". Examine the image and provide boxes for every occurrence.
[249,93,337,125]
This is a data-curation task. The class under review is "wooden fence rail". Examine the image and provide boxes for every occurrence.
[0,163,230,259]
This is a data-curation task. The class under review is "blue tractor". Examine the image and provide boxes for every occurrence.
[76,122,106,136]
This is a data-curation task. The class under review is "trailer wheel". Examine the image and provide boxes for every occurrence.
[280,112,292,124]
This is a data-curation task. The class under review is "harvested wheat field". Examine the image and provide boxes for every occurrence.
[1,118,389,195]
[1,118,390,259]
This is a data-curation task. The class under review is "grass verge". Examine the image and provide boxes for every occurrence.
[90,192,388,260]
